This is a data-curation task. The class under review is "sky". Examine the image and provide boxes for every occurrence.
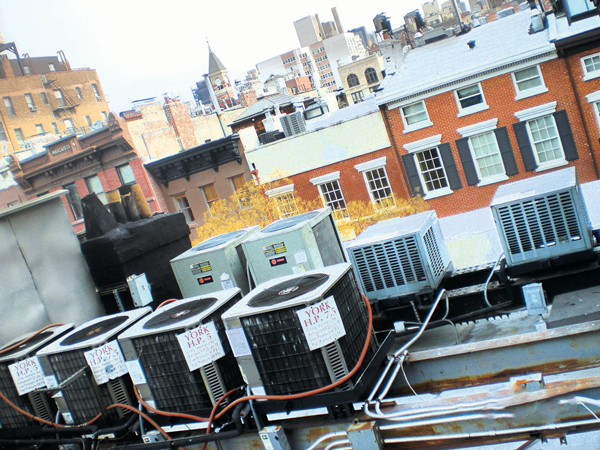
[0,0,427,114]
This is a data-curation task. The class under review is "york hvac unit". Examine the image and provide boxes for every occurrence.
[241,208,346,286]
[171,226,259,297]
[36,308,151,426]
[222,263,378,396]
[0,324,73,436]
[490,167,593,273]
[280,112,306,137]
[118,289,244,416]
[345,211,452,303]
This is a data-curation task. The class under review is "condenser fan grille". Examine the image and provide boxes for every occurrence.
[0,363,35,428]
[350,235,426,293]
[61,316,128,346]
[423,226,445,278]
[0,331,54,358]
[261,210,319,233]
[248,274,330,307]
[497,191,582,256]
[143,298,218,329]
[241,270,377,395]
[48,350,120,423]
[193,230,247,251]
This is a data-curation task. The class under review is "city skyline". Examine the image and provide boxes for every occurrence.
[0,0,430,113]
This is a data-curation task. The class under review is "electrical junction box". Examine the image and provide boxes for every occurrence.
[127,273,153,307]
[522,283,548,315]
[259,426,292,450]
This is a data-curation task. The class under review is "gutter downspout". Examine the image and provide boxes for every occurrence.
[564,56,600,179]
[380,105,411,198]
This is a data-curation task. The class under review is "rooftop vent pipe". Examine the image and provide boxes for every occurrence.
[467,40,476,49]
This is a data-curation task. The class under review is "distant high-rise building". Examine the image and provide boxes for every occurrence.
[294,15,325,47]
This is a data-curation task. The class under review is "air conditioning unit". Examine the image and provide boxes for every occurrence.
[36,308,151,426]
[345,210,453,303]
[171,226,260,297]
[29,106,37,112]
[490,167,593,272]
[241,208,346,286]
[0,324,73,434]
[118,289,244,414]
[222,263,378,396]
[280,112,306,137]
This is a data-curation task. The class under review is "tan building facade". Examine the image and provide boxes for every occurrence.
[338,54,385,105]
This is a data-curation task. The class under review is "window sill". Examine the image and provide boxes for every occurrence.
[423,187,453,200]
[403,120,433,134]
[477,174,509,187]
[535,159,568,172]
[583,72,600,82]
[514,86,549,101]
[71,218,84,225]
[457,103,489,118]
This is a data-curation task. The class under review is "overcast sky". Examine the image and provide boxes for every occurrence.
[0,0,428,113]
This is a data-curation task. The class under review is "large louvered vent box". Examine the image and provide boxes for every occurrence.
[490,167,592,268]
[346,210,452,302]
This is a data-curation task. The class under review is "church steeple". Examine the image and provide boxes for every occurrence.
[205,39,236,110]
[207,41,226,75]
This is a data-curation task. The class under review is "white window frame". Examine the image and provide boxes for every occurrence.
[468,132,508,186]
[414,147,452,199]
[354,157,394,206]
[399,100,433,134]
[511,64,548,100]
[586,90,600,132]
[581,51,600,81]
[265,184,298,218]
[309,172,348,217]
[454,82,489,117]
[173,193,195,224]
[351,90,365,104]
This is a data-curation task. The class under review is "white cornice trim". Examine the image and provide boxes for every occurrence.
[265,184,294,197]
[585,90,600,104]
[354,157,387,172]
[514,101,557,121]
[457,118,498,138]
[310,171,340,185]
[404,134,442,153]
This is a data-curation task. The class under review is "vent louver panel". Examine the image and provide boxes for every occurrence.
[107,378,132,416]
[0,363,34,428]
[202,363,225,403]
[312,217,345,267]
[29,391,52,421]
[497,192,583,257]
[350,236,426,293]
[323,341,351,391]
[423,226,445,278]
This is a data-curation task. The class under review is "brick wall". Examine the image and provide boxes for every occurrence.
[163,98,198,149]
[383,56,598,218]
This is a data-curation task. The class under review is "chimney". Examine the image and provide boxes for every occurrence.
[332,7,344,33]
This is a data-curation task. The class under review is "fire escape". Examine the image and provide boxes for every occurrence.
[42,75,82,134]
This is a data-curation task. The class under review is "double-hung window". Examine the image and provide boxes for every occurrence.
[400,100,432,133]
[117,163,136,185]
[512,65,548,99]
[0,123,6,141]
[85,175,107,204]
[231,174,251,208]
[455,83,488,117]
[310,172,348,218]
[201,183,219,209]
[265,184,299,218]
[351,91,365,104]
[355,157,394,207]
[54,89,66,107]
[25,93,36,112]
[173,194,195,223]
[582,52,600,81]
[513,101,579,172]
[3,97,15,116]
[588,90,600,131]
[63,183,83,220]
[402,134,462,199]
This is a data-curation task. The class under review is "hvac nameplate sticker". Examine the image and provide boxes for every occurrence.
[296,296,346,351]
[177,321,225,371]
[84,341,128,385]
[8,356,46,395]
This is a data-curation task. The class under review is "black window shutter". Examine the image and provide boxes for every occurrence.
[512,121,537,172]
[439,143,462,190]
[455,137,479,186]
[401,153,424,196]
[553,110,579,161]
[494,127,519,176]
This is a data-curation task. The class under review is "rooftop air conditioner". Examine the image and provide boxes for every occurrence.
[171,226,259,297]
[222,263,378,396]
[118,289,244,415]
[490,167,593,272]
[241,208,346,286]
[280,112,306,137]
[29,106,37,113]
[0,324,73,435]
[345,211,452,303]
[36,308,151,426]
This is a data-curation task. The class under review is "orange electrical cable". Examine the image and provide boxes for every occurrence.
[156,299,178,310]
[198,388,241,450]
[0,323,65,355]
[107,403,172,441]
[133,388,209,422]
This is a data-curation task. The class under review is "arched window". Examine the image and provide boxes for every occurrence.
[347,74,360,88]
[365,68,379,84]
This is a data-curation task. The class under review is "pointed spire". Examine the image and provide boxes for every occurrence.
[207,39,226,74]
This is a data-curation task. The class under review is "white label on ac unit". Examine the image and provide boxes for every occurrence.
[294,250,307,263]
[8,356,46,395]
[177,321,225,371]
[252,385,266,396]
[45,375,58,389]
[225,327,252,357]
[84,341,128,385]
[221,279,235,290]
[292,265,306,274]
[62,412,74,424]
[296,296,346,351]
[125,359,147,385]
